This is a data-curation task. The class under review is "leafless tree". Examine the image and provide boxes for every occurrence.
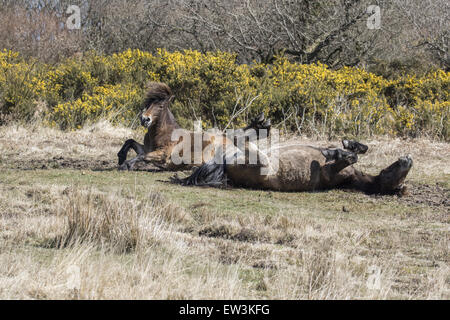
[0,0,447,69]
[0,0,82,62]
[81,0,171,53]
[393,0,449,70]
[170,0,391,67]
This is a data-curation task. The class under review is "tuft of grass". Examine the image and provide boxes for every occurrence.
[56,188,142,253]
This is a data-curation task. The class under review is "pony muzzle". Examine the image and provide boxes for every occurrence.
[398,154,413,170]
[140,115,152,128]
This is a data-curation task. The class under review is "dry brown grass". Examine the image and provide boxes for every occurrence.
[0,120,139,169]
[0,183,246,299]
[0,121,448,299]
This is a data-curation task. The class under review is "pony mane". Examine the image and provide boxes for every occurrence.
[142,82,173,108]
[170,159,227,187]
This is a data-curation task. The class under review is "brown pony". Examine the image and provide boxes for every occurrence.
[118,82,270,171]
[173,140,413,195]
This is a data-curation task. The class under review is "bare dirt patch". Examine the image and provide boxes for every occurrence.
[8,157,115,171]
[401,183,450,209]
[8,156,161,172]
[367,182,450,212]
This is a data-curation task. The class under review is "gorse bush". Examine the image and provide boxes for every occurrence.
[0,51,45,123]
[0,48,448,139]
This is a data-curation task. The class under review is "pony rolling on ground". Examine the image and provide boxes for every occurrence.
[118,82,271,171]
[173,140,413,195]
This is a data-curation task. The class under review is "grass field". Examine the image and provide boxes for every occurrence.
[0,121,448,299]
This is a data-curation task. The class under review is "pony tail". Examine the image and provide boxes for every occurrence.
[143,82,173,107]
[170,159,227,187]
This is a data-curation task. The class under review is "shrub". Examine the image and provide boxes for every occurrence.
[0,50,45,123]
[0,49,448,140]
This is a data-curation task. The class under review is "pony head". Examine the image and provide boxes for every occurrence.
[140,82,174,128]
[377,154,413,192]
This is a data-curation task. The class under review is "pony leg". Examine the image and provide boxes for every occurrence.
[119,150,167,171]
[319,152,358,189]
[342,140,368,154]
[321,148,356,163]
[322,152,358,178]
[117,139,144,165]
[243,112,271,138]
[143,150,166,164]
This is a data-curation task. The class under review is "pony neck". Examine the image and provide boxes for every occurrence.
[350,169,379,193]
[160,107,179,128]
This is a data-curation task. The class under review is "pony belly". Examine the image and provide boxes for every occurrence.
[269,147,324,191]
[226,166,267,189]
[225,145,327,191]
[226,165,319,192]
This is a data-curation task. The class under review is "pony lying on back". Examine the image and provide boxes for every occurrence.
[173,139,413,195]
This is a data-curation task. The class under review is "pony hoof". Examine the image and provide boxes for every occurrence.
[118,163,130,171]
[336,150,358,164]
[262,119,271,130]
[249,112,266,126]
[117,151,127,165]
[342,140,368,154]
[255,112,265,123]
